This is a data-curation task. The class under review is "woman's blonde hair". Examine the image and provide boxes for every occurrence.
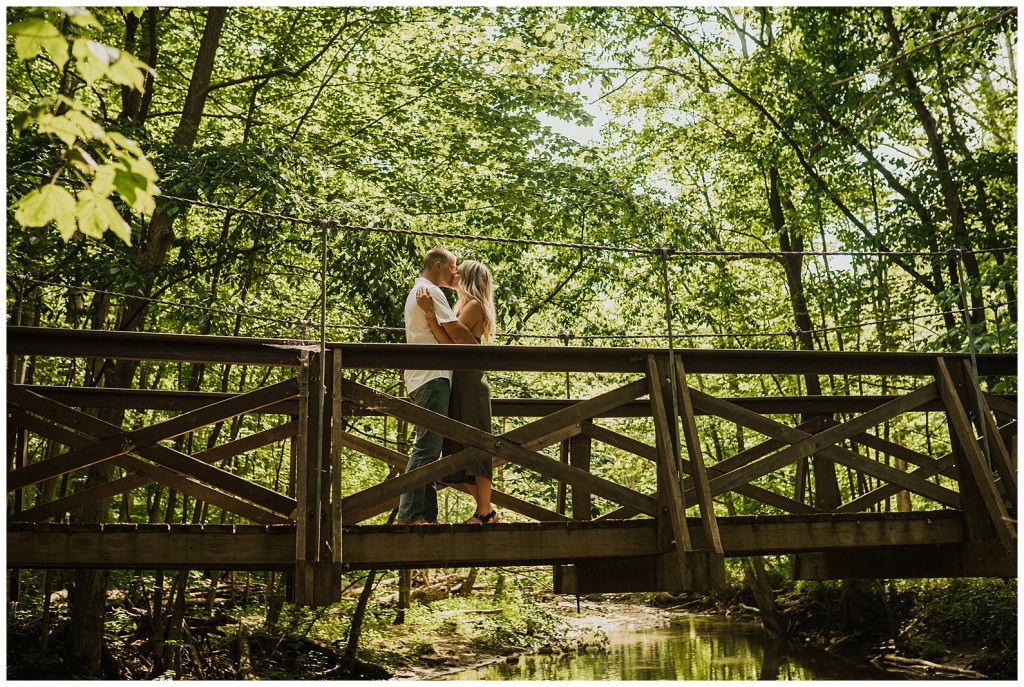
[455,260,496,342]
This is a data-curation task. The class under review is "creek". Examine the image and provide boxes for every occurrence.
[443,614,902,680]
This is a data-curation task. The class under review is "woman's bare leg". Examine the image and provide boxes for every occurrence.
[474,475,492,516]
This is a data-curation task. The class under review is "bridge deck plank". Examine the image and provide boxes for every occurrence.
[5,511,982,570]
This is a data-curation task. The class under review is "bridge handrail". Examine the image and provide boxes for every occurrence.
[6,326,1017,376]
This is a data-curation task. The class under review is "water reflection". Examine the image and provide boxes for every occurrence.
[445,615,898,681]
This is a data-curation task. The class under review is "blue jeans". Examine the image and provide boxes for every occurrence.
[397,377,450,522]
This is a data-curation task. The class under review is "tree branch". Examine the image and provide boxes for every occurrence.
[205,18,358,94]
[642,8,937,296]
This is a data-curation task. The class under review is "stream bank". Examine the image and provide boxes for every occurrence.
[6,575,1014,680]
[392,589,1013,681]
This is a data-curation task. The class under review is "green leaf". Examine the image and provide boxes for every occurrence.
[9,18,69,69]
[114,166,156,215]
[67,145,98,173]
[124,152,159,184]
[107,52,148,92]
[107,131,143,156]
[64,109,103,139]
[75,189,132,244]
[71,38,120,85]
[11,184,77,240]
[92,164,116,197]
[36,112,86,147]
[62,7,102,28]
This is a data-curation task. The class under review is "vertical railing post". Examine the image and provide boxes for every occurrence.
[569,428,592,521]
[935,357,1016,558]
[646,354,691,590]
[330,348,345,571]
[673,355,725,589]
[294,349,341,605]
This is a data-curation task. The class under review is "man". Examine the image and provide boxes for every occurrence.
[397,247,476,525]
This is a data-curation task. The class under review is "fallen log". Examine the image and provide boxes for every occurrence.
[875,653,986,679]
[237,623,253,680]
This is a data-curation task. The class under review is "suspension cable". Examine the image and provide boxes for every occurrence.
[12,274,1014,345]
[6,170,1014,259]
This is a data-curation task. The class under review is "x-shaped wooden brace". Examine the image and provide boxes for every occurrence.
[592,417,827,521]
[334,425,574,523]
[8,382,298,524]
[340,377,656,523]
[691,383,961,509]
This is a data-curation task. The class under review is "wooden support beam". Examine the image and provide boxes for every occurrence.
[674,356,723,556]
[697,385,944,497]
[984,393,1018,422]
[7,380,299,494]
[340,378,654,522]
[6,326,306,366]
[793,542,1015,580]
[569,429,592,520]
[25,383,1012,418]
[331,349,345,566]
[934,358,1016,556]
[8,511,991,571]
[8,386,297,516]
[645,355,692,592]
[959,359,1017,505]
[8,327,1016,376]
[837,453,957,513]
[1000,421,1017,472]
[7,523,297,569]
[820,417,957,477]
[337,426,571,524]
[294,350,339,606]
[816,443,961,509]
[582,420,821,514]
[10,410,293,524]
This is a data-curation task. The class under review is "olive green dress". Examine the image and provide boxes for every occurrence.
[440,366,493,483]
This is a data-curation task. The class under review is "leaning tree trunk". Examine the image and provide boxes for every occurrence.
[930,25,1017,323]
[768,166,889,638]
[768,166,840,509]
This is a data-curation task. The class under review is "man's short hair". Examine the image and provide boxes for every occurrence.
[423,247,453,271]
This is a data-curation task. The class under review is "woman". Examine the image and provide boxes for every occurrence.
[416,259,500,524]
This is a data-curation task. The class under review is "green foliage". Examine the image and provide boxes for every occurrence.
[891,578,1017,676]
[8,7,158,245]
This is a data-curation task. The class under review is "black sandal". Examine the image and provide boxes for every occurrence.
[479,509,501,524]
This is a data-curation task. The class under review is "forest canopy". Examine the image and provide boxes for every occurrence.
[5,7,1018,680]
[6,6,1017,353]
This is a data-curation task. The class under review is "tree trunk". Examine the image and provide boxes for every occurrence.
[882,7,986,329]
[173,7,227,148]
[69,356,137,676]
[930,26,1017,322]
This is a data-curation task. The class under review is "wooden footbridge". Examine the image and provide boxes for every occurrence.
[6,326,1017,605]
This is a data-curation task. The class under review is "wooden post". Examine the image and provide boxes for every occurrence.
[645,354,690,591]
[552,438,570,591]
[935,358,1016,557]
[294,350,340,605]
[331,348,345,568]
[294,351,313,604]
[673,355,725,589]
[570,429,592,520]
[958,359,1016,507]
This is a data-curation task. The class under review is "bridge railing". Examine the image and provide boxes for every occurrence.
[6,326,1018,604]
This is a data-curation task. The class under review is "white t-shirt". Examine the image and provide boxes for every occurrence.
[404,276,459,393]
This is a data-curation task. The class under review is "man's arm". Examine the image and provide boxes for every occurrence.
[424,309,454,343]
[416,285,476,344]
[441,318,477,344]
